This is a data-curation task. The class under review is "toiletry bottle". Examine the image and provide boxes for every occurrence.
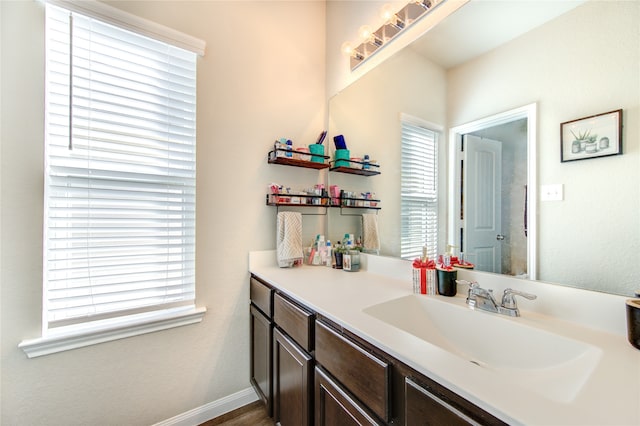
[363,154,370,170]
[286,139,293,157]
[325,241,332,267]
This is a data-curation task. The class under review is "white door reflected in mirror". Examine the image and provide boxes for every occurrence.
[463,135,503,274]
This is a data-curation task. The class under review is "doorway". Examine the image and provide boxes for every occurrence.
[448,104,537,279]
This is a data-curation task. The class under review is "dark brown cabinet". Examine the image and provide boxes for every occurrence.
[315,366,382,426]
[273,327,313,426]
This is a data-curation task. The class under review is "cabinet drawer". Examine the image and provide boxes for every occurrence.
[315,320,390,422]
[274,292,314,352]
[404,376,507,426]
[315,366,383,426]
[250,276,273,318]
[405,377,477,426]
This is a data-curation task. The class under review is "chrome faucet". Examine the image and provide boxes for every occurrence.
[460,281,537,317]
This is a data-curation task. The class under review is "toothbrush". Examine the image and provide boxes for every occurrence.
[316,130,327,144]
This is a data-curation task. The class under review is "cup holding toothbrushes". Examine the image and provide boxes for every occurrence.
[308,144,325,163]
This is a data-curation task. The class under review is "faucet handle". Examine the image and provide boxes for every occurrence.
[456,280,479,296]
[501,288,537,310]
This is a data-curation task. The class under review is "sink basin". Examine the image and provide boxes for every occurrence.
[363,295,602,403]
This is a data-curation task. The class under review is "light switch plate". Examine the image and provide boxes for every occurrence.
[540,184,563,201]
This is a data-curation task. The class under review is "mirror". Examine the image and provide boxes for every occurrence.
[327,0,639,296]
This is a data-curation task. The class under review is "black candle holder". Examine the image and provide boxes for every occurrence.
[626,299,640,350]
[436,269,457,297]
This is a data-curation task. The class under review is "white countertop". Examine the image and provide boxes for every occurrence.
[249,251,640,426]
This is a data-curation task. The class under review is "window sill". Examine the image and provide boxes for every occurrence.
[18,305,207,358]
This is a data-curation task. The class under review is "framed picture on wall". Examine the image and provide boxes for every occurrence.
[560,109,623,162]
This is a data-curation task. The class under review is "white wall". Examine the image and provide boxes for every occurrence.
[0,1,325,424]
[447,0,639,294]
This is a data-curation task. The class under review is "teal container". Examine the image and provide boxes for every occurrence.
[308,144,325,163]
[334,149,350,167]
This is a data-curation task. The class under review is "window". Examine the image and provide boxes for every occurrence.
[400,116,439,261]
[20,3,205,357]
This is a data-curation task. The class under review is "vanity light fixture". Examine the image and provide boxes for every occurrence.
[342,0,445,71]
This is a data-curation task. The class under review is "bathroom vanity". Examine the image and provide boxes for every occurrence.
[249,251,640,425]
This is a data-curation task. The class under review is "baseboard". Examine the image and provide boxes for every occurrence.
[154,387,259,426]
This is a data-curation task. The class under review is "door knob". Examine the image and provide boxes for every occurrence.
[496,234,505,241]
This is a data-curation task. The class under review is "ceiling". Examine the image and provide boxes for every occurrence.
[409,0,586,69]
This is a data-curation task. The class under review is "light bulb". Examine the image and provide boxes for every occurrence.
[340,42,364,61]
[380,4,396,22]
[380,3,404,29]
[358,25,383,46]
[358,25,373,42]
[341,41,355,57]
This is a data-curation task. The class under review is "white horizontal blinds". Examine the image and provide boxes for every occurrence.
[45,4,197,328]
[47,0,206,56]
[400,121,438,261]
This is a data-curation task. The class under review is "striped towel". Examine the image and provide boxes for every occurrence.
[362,213,380,253]
[277,212,303,267]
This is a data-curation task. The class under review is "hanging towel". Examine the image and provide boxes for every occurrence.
[362,213,380,253]
[277,212,303,268]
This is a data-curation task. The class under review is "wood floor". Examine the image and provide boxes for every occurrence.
[199,401,273,426]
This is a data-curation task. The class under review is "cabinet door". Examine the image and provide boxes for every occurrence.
[250,305,272,415]
[273,327,312,426]
[405,378,479,426]
[315,366,382,426]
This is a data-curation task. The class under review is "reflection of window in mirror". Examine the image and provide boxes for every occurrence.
[400,115,440,261]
